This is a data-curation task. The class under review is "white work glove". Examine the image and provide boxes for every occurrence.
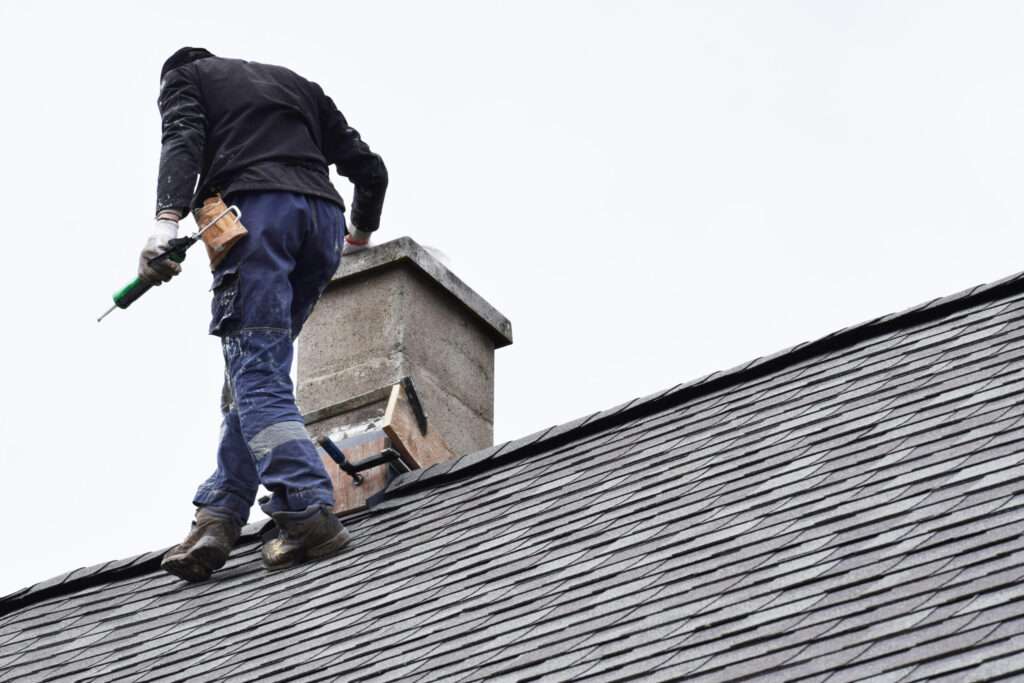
[342,225,372,255]
[138,217,183,285]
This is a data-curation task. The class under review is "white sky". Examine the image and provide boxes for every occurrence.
[2,1,1023,596]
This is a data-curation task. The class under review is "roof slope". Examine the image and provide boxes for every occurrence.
[4,274,1024,681]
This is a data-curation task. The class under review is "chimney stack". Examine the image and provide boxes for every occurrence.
[297,237,513,514]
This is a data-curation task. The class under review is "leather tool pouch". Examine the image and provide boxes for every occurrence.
[193,195,248,269]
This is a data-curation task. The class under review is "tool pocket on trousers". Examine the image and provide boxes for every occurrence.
[209,269,240,336]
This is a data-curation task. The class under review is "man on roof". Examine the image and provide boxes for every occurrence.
[143,47,388,581]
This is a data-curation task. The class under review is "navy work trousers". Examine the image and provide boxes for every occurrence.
[193,191,343,524]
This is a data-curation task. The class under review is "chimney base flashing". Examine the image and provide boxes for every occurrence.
[301,386,393,427]
[298,351,408,417]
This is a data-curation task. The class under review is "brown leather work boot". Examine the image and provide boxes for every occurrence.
[161,507,241,582]
[261,505,352,571]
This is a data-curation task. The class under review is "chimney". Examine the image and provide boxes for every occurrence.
[297,237,513,514]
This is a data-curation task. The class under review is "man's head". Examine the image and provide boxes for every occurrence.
[161,47,215,80]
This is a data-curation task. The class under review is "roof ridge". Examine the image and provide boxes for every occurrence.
[376,269,1024,502]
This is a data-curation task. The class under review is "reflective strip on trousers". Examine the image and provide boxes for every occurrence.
[248,421,310,461]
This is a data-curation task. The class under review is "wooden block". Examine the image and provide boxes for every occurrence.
[382,383,457,469]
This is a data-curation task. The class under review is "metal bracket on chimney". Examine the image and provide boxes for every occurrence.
[317,435,411,486]
[401,376,428,435]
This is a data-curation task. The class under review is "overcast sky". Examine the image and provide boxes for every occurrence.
[2,1,1023,596]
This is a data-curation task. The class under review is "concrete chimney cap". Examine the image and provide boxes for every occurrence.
[332,236,513,348]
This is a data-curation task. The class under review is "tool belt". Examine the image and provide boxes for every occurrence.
[193,195,248,269]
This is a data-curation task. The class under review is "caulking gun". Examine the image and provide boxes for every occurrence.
[97,204,241,323]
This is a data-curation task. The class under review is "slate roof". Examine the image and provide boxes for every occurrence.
[4,272,1024,682]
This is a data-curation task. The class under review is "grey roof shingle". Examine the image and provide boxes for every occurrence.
[4,272,1024,681]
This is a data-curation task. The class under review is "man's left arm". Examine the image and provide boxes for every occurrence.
[313,84,387,251]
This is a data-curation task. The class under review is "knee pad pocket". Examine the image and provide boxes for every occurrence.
[210,269,241,336]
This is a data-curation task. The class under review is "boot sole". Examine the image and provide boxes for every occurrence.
[161,554,212,583]
[161,539,231,582]
[263,527,352,572]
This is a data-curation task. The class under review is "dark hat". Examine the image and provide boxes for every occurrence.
[161,47,215,80]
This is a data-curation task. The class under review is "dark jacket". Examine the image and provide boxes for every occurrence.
[156,56,387,232]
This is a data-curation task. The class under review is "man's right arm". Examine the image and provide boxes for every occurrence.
[315,86,388,236]
[155,64,207,218]
[141,64,206,285]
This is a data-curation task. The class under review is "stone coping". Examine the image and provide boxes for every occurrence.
[331,236,513,347]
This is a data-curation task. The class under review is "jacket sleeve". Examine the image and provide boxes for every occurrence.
[315,86,388,232]
[155,65,206,216]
